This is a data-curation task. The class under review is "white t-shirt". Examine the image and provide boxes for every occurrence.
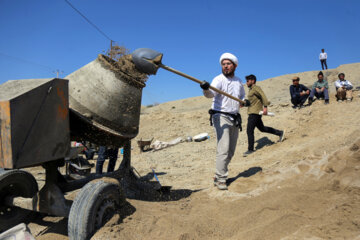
[335,79,353,89]
[319,52,327,60]
[204,73,245,114]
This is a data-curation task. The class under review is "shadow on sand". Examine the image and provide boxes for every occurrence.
[227,166,262,186]
[30,169,200,239]
[255,137,275,150]
[30,213,68,238]
[124,169,202,202]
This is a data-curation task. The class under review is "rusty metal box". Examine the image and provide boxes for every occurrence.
[0,78,70,169]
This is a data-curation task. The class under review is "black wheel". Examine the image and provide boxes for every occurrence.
[68,178,125,240]
[0,169,38,232]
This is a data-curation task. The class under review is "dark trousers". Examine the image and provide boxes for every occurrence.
[309,88,329,100]
[84,149,95,160]
[291,94,309,106]
[96,146,119,174]
[320,59,328,70]
[247,114,282,151]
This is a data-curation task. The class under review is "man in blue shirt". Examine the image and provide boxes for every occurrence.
[289,76,310,108]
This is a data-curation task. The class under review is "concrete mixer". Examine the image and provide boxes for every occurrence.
[0,54,155,240]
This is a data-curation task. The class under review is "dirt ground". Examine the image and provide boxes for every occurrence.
[26,63,360,239]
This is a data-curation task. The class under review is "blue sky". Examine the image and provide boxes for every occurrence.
[1,0,359,105]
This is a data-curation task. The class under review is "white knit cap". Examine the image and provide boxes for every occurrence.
[219,53,238,66]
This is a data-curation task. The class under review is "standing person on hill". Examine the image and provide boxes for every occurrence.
[243,74,285,157]
[289,76,310,108]
[200,52,246,190]
[308,71,329,105]
[335,73,353,102]
[319,49,328,70]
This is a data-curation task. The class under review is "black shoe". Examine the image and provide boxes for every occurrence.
[243,150,254,157]
[279,130,286,142]
[325,100,329,105]
[308,98,313,105]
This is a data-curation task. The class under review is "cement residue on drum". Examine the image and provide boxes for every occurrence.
[115,54,148,82]
[98,54,147,89]
[102,45,148,85]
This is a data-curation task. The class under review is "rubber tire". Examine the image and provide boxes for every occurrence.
[68,178,125,240]
[0,169,38,232]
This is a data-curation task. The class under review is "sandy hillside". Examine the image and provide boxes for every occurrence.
[29,63,360,239]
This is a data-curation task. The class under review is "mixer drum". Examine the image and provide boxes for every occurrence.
[66,55,146,147]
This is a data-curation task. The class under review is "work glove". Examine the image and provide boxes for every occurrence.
[244,99,250,107]
[200,81,210,90]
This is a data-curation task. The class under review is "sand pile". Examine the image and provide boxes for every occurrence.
[29,63,360,239]
[90,63,360,239]
[112,54,148,82]
[93,139,360,240]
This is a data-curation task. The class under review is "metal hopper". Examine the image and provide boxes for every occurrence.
[0,78,70,169]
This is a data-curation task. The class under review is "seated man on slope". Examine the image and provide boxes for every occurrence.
[308,71,329,105]
[289,76,310,108]
[335,73,353,102]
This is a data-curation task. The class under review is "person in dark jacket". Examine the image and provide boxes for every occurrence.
[289,76,310,108]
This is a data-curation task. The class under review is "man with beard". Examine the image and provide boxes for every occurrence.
[243,74,285,157]
[200,52,246,190]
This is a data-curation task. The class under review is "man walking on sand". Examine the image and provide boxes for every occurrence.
[200,52,246,190]
[319,49,328,70]
[243,74,285,157]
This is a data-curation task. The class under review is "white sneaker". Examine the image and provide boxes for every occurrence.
[215,181,228,190]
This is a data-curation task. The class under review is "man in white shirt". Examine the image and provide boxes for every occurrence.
[319,48,328,70]
[200,52,246,190]
[335,73,353,102]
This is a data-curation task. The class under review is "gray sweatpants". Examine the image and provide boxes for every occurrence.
[212,114,239,182]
